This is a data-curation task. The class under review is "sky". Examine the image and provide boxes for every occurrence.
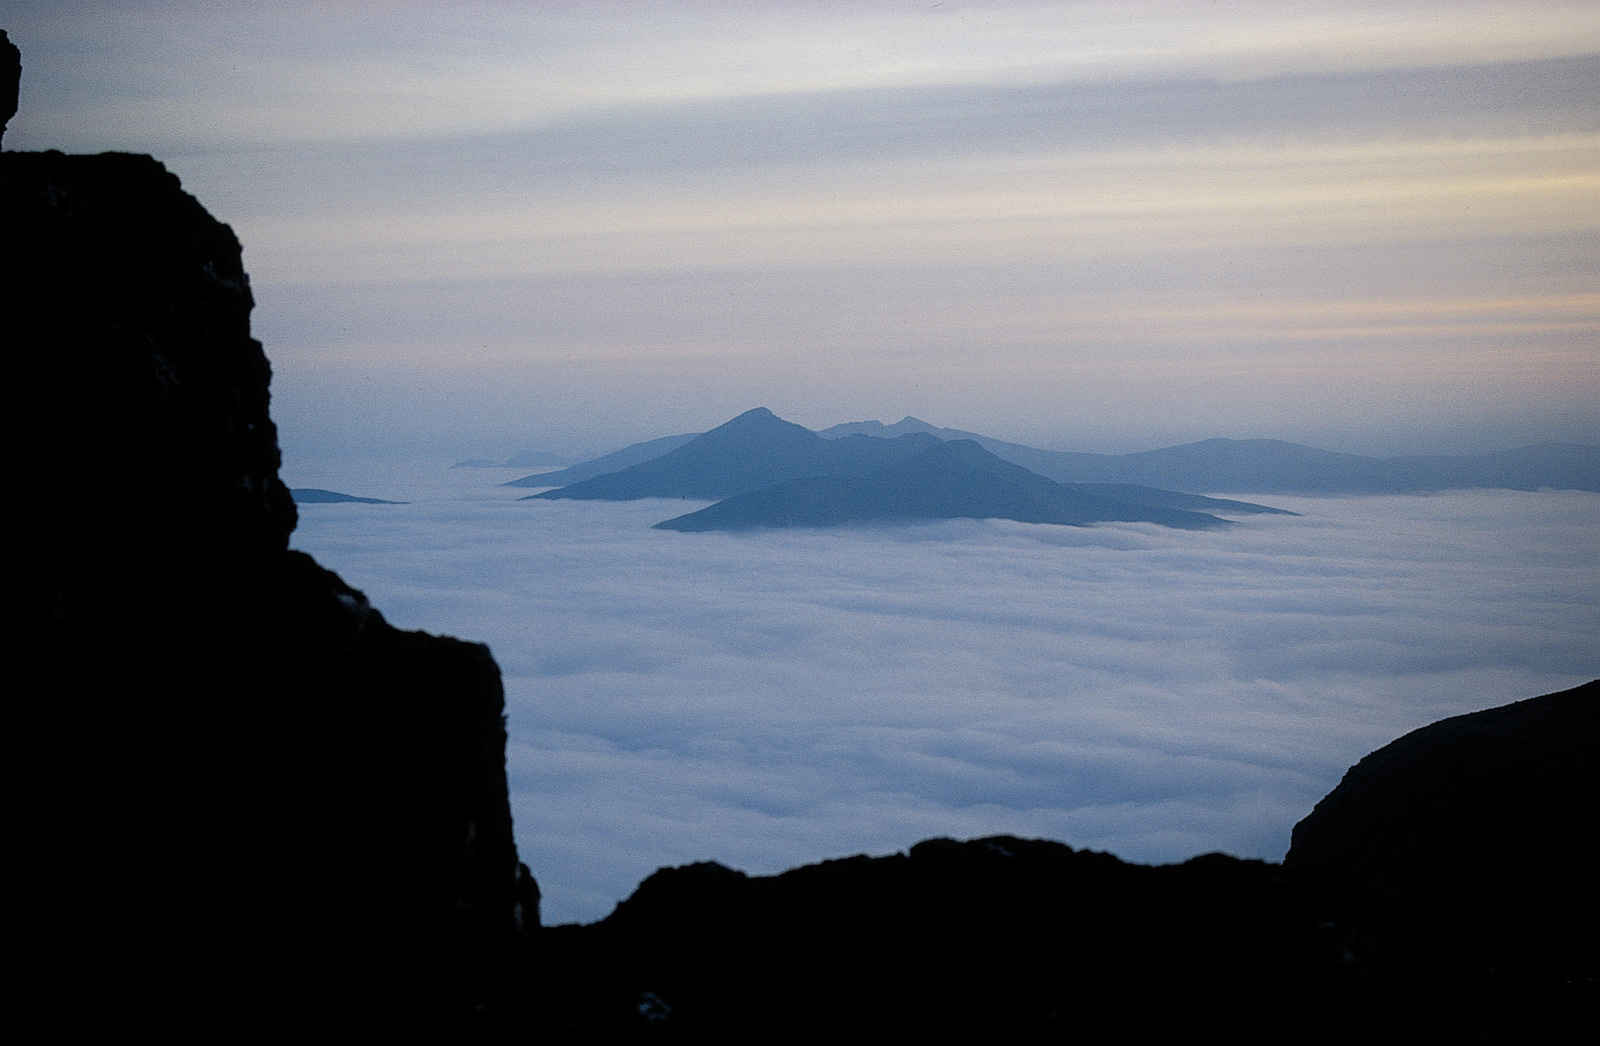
[3,1,1597,460]
[287,477,1600,924]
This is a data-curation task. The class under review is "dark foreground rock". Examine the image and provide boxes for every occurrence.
[522,840,1425,1043]
[2,145,527,1039]
[519,682,1597,1043]
[518,809,1593,1044]
[1287,679,1600,978]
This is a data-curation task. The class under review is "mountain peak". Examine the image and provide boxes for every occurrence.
[527,408,827,501]
[697,407,821,445]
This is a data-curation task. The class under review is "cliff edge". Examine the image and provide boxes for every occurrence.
[1287,679,1600,975]
[2,111,528,1039]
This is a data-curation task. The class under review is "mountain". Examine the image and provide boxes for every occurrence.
[1032,438,1422,493]
[535,413,1600,499]
[521,407,942,501]
[503,431,701,487]
[817,415,985,441]
[1383,441,1600,492]
[1072,483,1296,516]
[523,408,1288,530]
[818,415,1109,479]
[654,438,1243,532]
[511,407,1593,532]
[291,487,403,504]
[835,428,1600,494]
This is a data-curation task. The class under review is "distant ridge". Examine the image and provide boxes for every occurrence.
[817,416,979,441]
[454,449,574,470]
[654,438,1247,532]
[502,412,1598,507]
[290,488,403,505]
[821,421,1600,494]
[521,408,941,502]
[515,408,1290,531]
[503,431,700,488]
[1021,438,1600,494]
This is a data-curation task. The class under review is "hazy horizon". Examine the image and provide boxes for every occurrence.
[343,404,1600,476]
[4,2,1596,461]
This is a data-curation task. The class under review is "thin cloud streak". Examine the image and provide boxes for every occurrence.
[10,3,1598,152]
[290,481,1599,924]
[5,3,1595,456]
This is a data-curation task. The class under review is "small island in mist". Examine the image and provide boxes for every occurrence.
[517,406,1294,532]
[291,487,404,505]
[497,404,1596,533]
[508,407,1600,498]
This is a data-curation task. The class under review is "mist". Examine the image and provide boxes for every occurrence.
[288,468,1598,925]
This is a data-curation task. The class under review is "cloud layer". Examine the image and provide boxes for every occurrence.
[290,469,1599,925]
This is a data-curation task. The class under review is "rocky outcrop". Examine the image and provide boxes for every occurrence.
[1,30,18,145]
[520,687,1599,1041]
[1287,679,1600,976]
[524,839,1435,1042]
[524,678,1598,1042]
[2,144,527,1037]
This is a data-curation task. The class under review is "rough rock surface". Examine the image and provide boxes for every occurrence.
[2,145,528,1037]
[1287,678,1600,975]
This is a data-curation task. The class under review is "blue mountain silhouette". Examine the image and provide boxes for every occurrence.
[521,407,941,502]
[513,414,1598,496]
[519,408,1287,530]
[653,437,1242,532]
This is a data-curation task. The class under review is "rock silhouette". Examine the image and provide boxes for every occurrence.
[524,840,1431,1043]
[1287,679,1600,976]
[518,694,1598,1043]
[2,135,525,1037]
[525,406,1287,530]
[1,29,18,145]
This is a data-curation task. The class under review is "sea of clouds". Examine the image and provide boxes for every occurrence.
[287,463,1599,925]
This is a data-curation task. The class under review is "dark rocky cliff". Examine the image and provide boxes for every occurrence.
[1287,679,1600,976]
[2,127,528,1037]
[525,840,1432,1043]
